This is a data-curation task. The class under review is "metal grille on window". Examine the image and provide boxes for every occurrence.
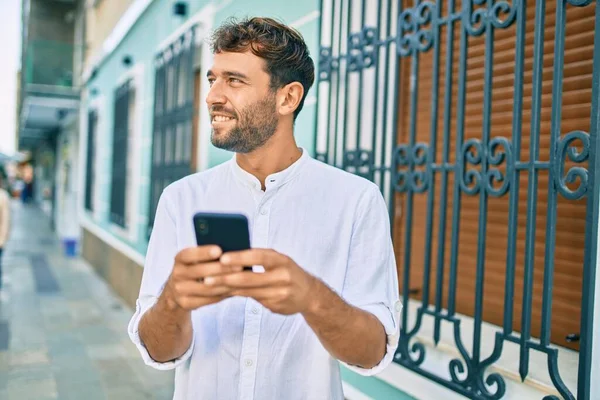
[147,27,197,236]
[109,79,132,227]
[84,109,97,212]
[315,0,599,399]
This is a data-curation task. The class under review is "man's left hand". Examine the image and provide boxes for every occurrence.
[203,249,319,315]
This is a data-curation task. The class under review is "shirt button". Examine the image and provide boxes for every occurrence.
[251,307,259,314]
[260,208,267,215]
[245,359,253,367]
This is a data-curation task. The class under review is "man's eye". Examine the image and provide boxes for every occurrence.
[230,78,242,84]
[207,78,215,86]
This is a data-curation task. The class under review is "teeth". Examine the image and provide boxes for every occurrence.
[213,115,233,122]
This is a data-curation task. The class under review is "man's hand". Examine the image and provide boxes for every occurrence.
[210,248,387,369]
[140,245,243,363]
[205,248,317,315]
[162,245,244,311]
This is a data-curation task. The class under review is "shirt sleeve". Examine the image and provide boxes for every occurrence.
[127,187,195,370]
[340,183,401,376]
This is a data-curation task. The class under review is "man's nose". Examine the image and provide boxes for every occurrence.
[206,82,226,106]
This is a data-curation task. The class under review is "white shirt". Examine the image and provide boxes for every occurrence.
[128,149,401,400]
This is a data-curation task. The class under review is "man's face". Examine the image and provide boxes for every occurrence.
[206,51,279,153]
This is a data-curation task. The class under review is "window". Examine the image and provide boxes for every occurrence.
[148,28,198,236]
[109,79,134,228]
[84,109,97,211]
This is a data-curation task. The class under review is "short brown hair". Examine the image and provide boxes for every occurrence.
[210,17,315,120]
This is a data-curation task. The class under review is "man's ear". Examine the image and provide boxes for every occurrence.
[277,82,304,117]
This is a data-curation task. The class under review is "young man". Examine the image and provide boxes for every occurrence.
[128,17,400,399]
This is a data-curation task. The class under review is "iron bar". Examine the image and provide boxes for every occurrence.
[577,2,600,399]
[338,0,352,167]
[400,12,421,336]
[540,0,562,348]
[353,0,367,153]
[328,0,342,166]
[447,0,469,316]
[472,0,494,366]
[313,0,324,160]
[423,0,442,314]
[387,0,403,227]
[520,0,547,382]
[433,0,454,345]
[371,0,385,189]
[502,0,527,338]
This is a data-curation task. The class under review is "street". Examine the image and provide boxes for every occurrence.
[0,201,174,399]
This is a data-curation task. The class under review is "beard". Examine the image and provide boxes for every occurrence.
[210,94,279,154]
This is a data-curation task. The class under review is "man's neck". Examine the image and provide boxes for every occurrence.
[235,134,302,191]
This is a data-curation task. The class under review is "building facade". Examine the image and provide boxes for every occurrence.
[17,0,83,236]
[70,0,600,399]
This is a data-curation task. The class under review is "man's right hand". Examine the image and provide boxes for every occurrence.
[161,245,242,311]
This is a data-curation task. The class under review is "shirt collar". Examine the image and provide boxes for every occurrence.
[229,147,310,191]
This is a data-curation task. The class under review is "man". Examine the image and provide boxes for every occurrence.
[128,17,400,400]
[0,174,10,291]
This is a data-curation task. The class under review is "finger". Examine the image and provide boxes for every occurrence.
[231,287,286,301]
[175,280,234,297]
[178,294,231,310]
[220,248,285,270]
[182,261,244,280]
[204,269,282,288]
[176,246,222,265]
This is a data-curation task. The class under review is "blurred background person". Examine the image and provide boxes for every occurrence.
[0,173,10,291]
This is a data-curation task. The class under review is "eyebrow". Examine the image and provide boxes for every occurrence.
[206,70,250,80]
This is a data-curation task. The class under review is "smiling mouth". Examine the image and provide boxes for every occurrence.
[211,115,236,123]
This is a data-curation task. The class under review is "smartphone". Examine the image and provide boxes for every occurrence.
[193,212,253,271]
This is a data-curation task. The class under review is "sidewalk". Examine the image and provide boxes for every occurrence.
[0,201,174,400]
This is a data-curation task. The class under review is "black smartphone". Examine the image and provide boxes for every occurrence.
[193,212,253,271]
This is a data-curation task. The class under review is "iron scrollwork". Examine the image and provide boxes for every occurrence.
[447,331,506,400]
[348,27,379,72]
[459,137,513,197]
[554,130,590,200]
[396,1,436,57]
[318,47,334,81]
[392,143,430,193]
[463,0,518,36]
[343,149,373,181]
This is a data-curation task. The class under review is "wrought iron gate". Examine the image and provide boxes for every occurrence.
[148,27,197,236]
[315,0,600,399]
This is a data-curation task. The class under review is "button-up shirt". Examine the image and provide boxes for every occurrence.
[128,149,401,400]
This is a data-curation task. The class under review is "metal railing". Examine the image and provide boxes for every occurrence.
[315,0,599,399]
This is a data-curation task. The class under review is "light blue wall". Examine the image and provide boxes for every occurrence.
[84,1,410,399]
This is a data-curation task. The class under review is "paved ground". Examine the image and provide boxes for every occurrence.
[0,201,174,399]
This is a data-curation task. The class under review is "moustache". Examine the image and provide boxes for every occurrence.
[209,106,237,118]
